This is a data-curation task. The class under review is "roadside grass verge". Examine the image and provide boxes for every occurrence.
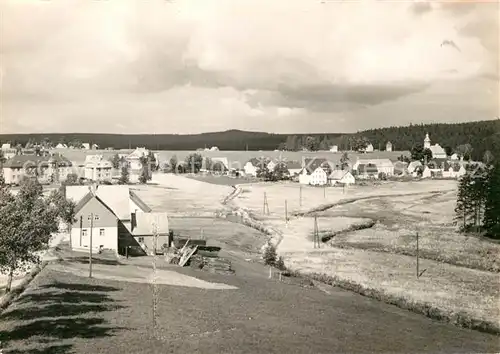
[303,270,499,334]
[283,249,500,335]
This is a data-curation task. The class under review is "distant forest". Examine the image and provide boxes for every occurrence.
[345,120,500,162]
[0,130,343,152]
[0,119,498,161]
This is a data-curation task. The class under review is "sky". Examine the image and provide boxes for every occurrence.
[0,0,498,134]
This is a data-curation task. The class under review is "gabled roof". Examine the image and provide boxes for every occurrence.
[356,158,393,168]
[329,170,351,180]
[66,185,146,220]
[2,154,72,168]
[247,157,269,168]
[429,144,446,155]
[73,193,121,223]
[130,190,152,212]
[303,158,331,174]
[285,160,302,169]
[127,148,149,159]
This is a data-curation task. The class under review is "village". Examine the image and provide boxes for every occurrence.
[0,133,499,354]
[0,133,471,187]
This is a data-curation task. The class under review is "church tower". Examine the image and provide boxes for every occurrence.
[424,133,431,149]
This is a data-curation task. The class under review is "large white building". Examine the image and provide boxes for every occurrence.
[84,155,113,182]
[424,133,447,159]
[2,154,73,185]
[126,147,150,171]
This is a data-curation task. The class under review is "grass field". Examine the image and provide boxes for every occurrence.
[168,217,268,256]
[184,174,259,186]
[321,191,500,272]
[1,263,498,354]
[227,179,500,330]
[133,174,233,216]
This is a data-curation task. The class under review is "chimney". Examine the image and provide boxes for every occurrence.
[89,183,98,196]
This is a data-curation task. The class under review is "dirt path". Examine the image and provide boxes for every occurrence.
[50,261,238,290]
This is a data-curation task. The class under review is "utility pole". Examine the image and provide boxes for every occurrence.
[87,213,98,278]
[313,214,320,249]
[263,192,269,215]
[299,184,302,207]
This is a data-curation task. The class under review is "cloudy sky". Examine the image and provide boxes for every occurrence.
[1,0,498,134]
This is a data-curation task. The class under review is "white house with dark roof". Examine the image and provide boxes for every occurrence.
[353,158,394,176]
[298,158,331,185]
[67,184,168,255]
[328,170,355,185]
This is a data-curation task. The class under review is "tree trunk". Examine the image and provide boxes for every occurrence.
[5,267,14,293]
[68,224,72,248]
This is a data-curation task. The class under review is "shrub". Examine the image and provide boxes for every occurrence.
[263,242,277,266]
[275,256,286,271]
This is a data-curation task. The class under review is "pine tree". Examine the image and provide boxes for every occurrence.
[483,162,500,239]
[263,242,277,266]
[454,173,475,232]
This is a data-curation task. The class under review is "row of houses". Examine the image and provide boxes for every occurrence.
[239,155,469,186]
[1,147,159,185]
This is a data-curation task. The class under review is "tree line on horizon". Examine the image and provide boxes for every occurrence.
[0,120,498,161]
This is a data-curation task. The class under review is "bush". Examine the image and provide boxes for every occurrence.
[263,243,277,266]
[275,256,286,271]
[378,172,387,180]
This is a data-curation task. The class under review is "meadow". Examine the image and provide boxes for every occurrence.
[227,179,500,331]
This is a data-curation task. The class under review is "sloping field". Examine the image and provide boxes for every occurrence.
[232,180,457,217]
[320,191,500,272]
[229,179,500,331]
[133,173,232,216]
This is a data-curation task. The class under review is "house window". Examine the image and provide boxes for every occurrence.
[99,229,105,236]
[82,229,88,237]
[138,237,144,243]
[95,215,99,220]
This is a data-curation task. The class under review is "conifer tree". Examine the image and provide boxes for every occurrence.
[483,162,500,239]
[454,173,476,232]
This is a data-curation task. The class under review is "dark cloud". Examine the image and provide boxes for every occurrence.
[410,2,432,16]
[242,83,428,113]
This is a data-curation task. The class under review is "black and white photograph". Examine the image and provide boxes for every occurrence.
[0,0,499,353]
